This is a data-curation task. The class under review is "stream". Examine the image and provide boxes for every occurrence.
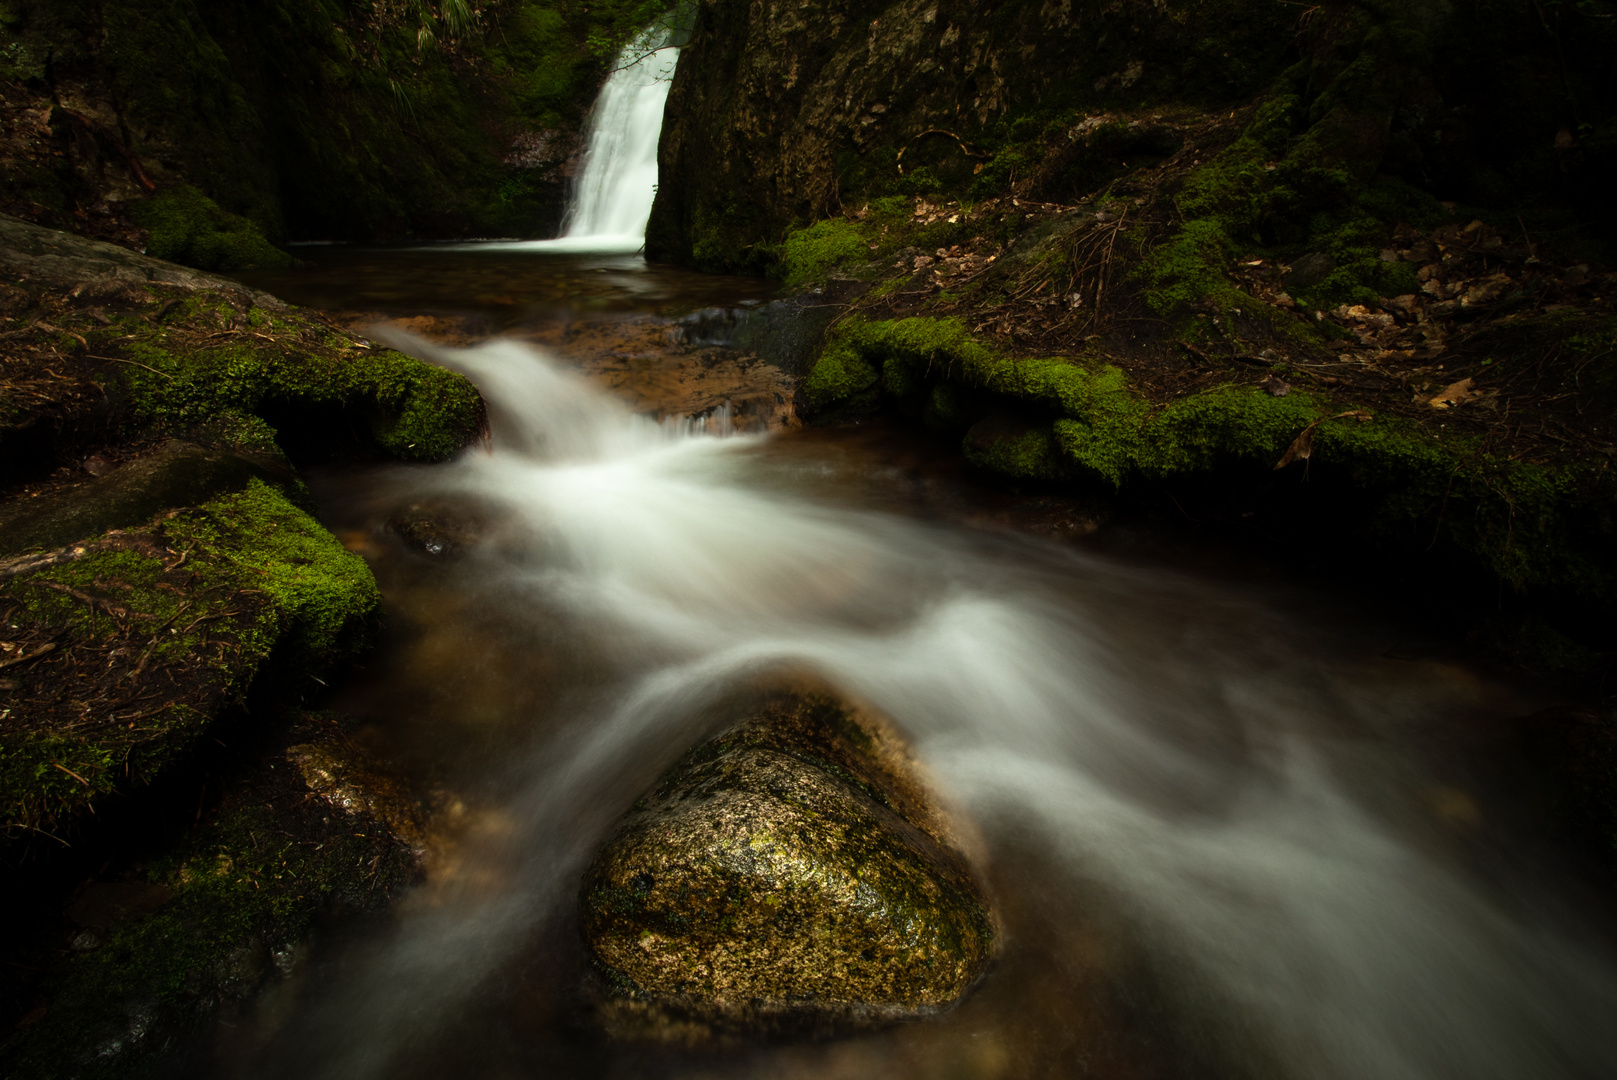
[221,244,1617,1080]
[207,32,1617,1080]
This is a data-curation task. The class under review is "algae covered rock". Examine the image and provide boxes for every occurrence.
[0,479,380,845]
[3,711,425,1080]
[580,683,994,1037]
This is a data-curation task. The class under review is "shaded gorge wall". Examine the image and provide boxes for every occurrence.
[0,0,673,257]
[648,0,1617,274]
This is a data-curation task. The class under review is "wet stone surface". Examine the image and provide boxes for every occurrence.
[580,681,995,1040]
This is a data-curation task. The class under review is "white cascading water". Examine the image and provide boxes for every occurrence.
[476,26,677,255]
[247,337,1617,1080]
[560,28,678,246]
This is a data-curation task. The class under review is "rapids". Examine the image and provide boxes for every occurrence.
[219,336,1617,1080]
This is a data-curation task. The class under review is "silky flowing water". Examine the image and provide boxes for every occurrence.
[210,30,1617,1078]
[222,244,1617,1080]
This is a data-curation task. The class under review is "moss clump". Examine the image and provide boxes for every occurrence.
[0,480,379,839]
[778,219,870,288]
[98,295,484,462]
[3,714,420,1080]
[129,186,294,272]
[806,316,1615,600]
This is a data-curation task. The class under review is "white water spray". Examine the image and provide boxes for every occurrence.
[560,29,678,247]
[247,338,1617,1080]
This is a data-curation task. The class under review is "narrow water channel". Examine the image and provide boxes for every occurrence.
[220,244,1617,1080]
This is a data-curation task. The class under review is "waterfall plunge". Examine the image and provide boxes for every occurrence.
[562,33,678,246]
[511,28,678,254]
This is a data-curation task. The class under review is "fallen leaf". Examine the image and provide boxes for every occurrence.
[1428,378,1476,409]
[1274,411,1373,470]
[1275,426,1314,470]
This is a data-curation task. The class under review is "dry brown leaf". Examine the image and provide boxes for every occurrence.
[1428,378,1476,409]
[1275,426,1314,470]
[1274,411,1375,470]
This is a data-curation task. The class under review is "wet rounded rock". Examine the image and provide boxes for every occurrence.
[387,500,484,558]
[580,683,995,1037]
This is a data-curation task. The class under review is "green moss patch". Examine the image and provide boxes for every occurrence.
[0,480,379,843]
[129,186,294,272]
[2,712,422,1080]
[85,292,485,463]
[806,316,1616,601]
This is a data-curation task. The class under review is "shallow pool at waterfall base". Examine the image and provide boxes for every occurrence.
[235,244,775,328]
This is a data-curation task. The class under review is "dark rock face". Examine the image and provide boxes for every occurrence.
[647,0,1295,269]
[5,711,426,1080]
[581,683,994,1037]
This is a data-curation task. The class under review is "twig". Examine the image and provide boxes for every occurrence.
[100,357,173,379]
[51,762,90,787]
[0,643,55,671]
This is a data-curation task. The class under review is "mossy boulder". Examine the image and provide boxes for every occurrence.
[0,439,290,558]
[580,682,994,1038]
[2,711,425,1080]
[0,479,380,844]
[129,186,295,272]
[0,214,486,487]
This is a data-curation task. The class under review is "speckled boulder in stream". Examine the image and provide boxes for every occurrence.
[580,683,995,1038]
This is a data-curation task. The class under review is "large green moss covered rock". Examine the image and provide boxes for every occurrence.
[0,214,487,486]
[581,682,994,1037]
[0,479,380,842]
[2,711,426,1080]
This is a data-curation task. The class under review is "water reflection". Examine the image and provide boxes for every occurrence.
[233,247,773,331]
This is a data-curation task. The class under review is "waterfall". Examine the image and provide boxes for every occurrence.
[561,29,679,247]
[481,26,677,255]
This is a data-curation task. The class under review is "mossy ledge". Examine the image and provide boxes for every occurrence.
[803,316,1617,609]
[0,217,487,850]
[2,710,425,1080]
[0,479,379,843]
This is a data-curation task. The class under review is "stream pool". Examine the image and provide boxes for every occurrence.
[217,244,1617,1080]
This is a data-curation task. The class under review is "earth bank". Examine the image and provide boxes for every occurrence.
[651,0,1617,684]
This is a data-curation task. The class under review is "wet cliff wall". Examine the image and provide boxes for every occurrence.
[0,0,669,258]
[646,0,1300,271]
[647,0,1617,274]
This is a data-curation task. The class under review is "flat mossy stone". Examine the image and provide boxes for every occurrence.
[0,479,380,846]
[0,440,290,558]
[0,213,277,304]
[580,682,994,1038]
